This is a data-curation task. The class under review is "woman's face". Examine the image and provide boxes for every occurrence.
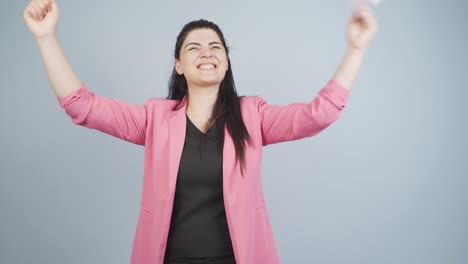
[175,28,229,88]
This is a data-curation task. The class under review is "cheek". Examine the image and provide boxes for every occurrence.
[179,54,196,69]
[220,57,229,71]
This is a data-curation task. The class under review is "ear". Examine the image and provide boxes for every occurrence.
[175,59,183,75]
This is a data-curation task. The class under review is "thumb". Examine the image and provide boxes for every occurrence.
[49,0,59,13]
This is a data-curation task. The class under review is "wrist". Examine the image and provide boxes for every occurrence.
[346,46,366,55]
[35,34,58,46]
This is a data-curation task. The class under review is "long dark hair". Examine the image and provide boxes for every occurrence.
[167,19,252,176]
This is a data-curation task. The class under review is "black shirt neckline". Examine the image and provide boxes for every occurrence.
[186,114,217,137]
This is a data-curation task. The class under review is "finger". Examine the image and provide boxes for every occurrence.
[354,7,375,20]
[359,9,377,20]
[354,4,371,13]
[36,0,49,18]
[352,0,370,12]
[34,0,46,13]
[49,0,58,12]
[351,10,374,24]
[361,6,376,15]
[359,4,376,14]
[24,5,36,21]
[41,0,54,10]
[34,1,46,20]
[30,1,42,20]
[42,0,52,13]
[356,10,375,20]
[357,12,379,29]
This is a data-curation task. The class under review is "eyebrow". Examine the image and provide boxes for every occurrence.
[184,41,223,49]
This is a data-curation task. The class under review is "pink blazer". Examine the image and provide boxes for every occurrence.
[58,79,349,264]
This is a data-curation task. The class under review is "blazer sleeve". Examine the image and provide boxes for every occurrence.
[57,84,147,146]
[258,79,350,146]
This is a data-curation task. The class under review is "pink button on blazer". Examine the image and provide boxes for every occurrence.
[58,79,349,264]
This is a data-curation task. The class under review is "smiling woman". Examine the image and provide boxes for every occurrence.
[167,20,252,176]
[23,0,378,263]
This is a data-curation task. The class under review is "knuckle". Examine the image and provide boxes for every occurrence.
[36,0,45,9]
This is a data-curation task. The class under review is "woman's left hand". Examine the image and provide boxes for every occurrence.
[347,2,379,51]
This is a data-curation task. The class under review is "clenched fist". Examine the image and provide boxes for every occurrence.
[23,0,59,40]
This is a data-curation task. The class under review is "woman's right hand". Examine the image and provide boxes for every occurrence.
[23,0,59,41]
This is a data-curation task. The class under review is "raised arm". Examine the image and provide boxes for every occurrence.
[259,3,378,146]
[23,0,147,146]
[332,2,379,91]
[23,0,81,99]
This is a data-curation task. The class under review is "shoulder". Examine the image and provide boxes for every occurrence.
[239,95,272,115]
[239,95,265,108]
[141,97,185,120]
[144,97,180,109]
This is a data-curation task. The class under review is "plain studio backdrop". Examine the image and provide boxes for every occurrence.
[1,0,466,263]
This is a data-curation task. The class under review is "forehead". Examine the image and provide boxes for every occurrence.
[183,28,222,44]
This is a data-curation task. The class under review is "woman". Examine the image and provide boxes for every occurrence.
[23,0,378,263]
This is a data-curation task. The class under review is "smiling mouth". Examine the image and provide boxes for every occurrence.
[198,64,217,70]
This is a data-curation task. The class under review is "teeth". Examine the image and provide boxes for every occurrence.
[199,64,215,69]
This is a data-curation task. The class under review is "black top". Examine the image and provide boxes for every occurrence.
[164,114,234,258]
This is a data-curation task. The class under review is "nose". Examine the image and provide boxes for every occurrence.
[200,47,213,58]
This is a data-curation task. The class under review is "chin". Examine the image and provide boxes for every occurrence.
[198,79,223,86]
[200,83,222,88]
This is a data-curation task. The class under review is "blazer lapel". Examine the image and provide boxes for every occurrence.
[168,97,188,192]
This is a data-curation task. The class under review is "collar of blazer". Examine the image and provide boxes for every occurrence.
[170,95,188,117]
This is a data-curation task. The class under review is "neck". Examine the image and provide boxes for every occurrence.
[186,84,219,119]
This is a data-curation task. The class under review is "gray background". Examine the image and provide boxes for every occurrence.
[1,0,467,263]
